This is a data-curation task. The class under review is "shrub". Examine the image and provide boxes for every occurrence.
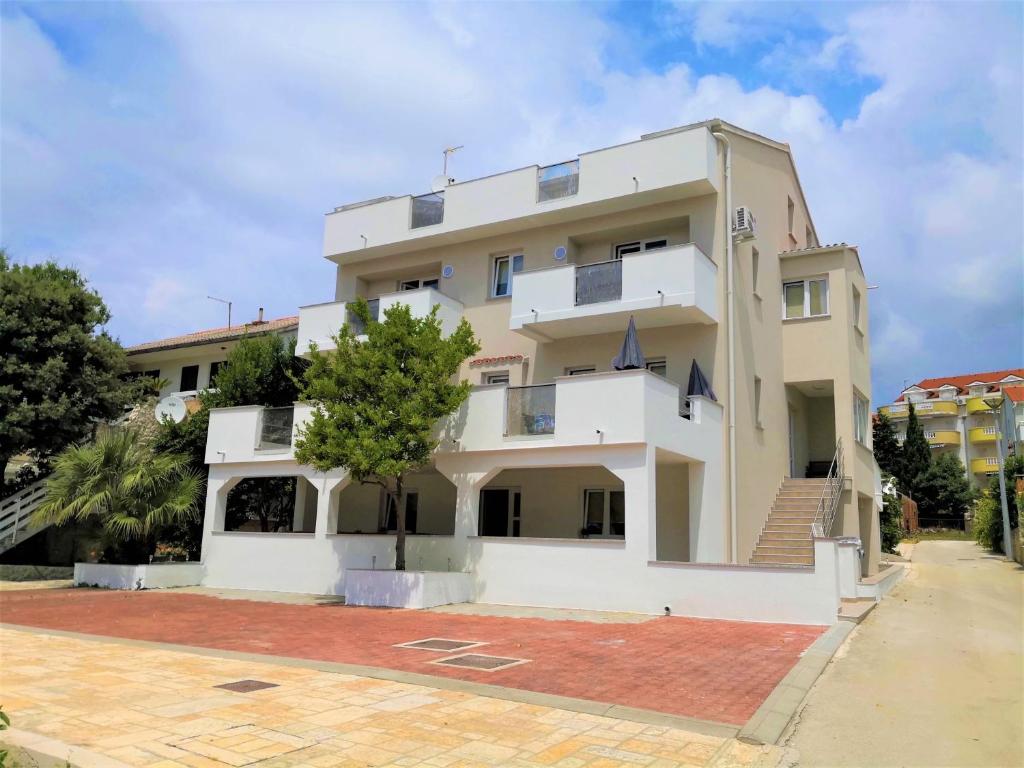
[880,492,902,554]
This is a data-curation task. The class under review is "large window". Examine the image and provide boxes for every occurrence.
[179,364,199,392]
[582,488,625,538]
[492,253,524,297]
[854,392,870,446]
[479,488,521,537]
[613,237,668,260]
[381,490,419,534]
[783,277,829,319]
[398,278,439,291]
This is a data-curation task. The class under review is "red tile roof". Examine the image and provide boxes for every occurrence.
[1004,385,1024,403]
[126,315,298,355]
[896,368,1024,401]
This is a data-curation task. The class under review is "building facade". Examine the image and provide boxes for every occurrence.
[878,369,1024,488]
[199,119,881,624]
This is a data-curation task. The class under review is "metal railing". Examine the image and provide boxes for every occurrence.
[0,478,49,546]
[812,439,844,538]
[575,259,622,305]
[505,384,556,436]
[537,159,579,202]
[411,192,444,228]
[258,407,294,451]
[347,298,380,335]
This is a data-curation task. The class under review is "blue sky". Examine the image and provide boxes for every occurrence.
[2,1,1022,404]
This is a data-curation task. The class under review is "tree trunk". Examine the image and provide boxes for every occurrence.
[394,475,406,571]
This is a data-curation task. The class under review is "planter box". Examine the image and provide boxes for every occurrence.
[73,562,203,590]
[344,569,472,608]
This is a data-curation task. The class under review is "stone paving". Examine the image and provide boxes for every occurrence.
[0,627,790,768]
[0,588,824,725]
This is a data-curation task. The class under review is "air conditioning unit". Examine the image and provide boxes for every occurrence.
[733,206,756,240]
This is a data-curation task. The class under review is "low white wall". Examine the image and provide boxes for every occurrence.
[74,562,203,590]
[344,569,472,608]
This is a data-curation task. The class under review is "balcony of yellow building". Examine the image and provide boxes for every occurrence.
[966,396,993,414]
[879,400,957,419]
[970,456,999,474]
[969,426,998,444]
[924,430,960,447]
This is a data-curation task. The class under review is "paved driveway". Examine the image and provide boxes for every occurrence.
[0,588,823,726]
[786,541,1024,767]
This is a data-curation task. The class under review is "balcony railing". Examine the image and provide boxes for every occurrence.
[411,192,444,228]
[505,384,556,436]
[258,407,294,451]
[347,298,380,336]
[880,400,958,418]
[575,260,622,305]
[970,456,999,474]
[969,426,998,443]
[537,160,579,202]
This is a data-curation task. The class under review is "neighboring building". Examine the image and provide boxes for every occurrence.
[126,310,298,398]
[200,119,880,624]
[878,369,1024,488]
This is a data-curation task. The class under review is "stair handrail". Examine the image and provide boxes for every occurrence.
[812,439,844,538]
[0,477,50,544]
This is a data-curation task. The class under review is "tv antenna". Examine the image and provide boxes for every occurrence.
[207,295,232,328]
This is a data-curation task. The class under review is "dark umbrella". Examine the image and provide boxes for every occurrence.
[687,360,717,401]
[612,316,645,370]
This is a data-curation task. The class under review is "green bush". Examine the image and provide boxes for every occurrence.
[973,495,1000,551]
[880,492,902,554]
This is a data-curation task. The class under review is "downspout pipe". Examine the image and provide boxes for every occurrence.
[712,130,738,563]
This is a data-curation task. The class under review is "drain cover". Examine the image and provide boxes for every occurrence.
[215,679,279,692]
[395,638,486,652]
[430,653,529,671]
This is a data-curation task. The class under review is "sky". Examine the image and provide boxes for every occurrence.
[2,0,1022,404]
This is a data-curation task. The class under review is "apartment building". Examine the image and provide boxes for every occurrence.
[126,311,297,399]
[878,369,1024,488]
[200,119,883,624]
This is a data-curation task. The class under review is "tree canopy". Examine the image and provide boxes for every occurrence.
[0,251,139,490]
[901,402,932,496]
[872,412,902,480]
[914,453,974,524]
[294,299,479,570]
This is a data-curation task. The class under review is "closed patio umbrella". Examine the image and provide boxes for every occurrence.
[687,360,717,401]
[612,316,645,370]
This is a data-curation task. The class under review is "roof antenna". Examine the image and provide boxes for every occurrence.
[207,295,232,329]
[441,145,463,184]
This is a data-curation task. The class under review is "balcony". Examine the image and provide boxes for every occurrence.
[966,396,992,414]
[969,426,998,444]
[440,368,722,464]
[509,244,717,341]
[297,287,464,354]
[206,404,314,465]
[323,126,718,261]
[924,430,960,447]
[879,400,958,419]
[970,456,999,474]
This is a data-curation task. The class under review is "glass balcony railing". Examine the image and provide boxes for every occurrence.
[505,384,556,436]
[257,407,294,451]
[346,298,380,336]
[537,160,579,202]
[575,260,622,305]
[411,192,444,228]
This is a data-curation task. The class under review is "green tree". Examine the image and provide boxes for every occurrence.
[0,251,140,491]
[914,453,974,525]
[32,429,201,564]
[981,453,1024,552]
[294,299,479,570]
[872,412,902,480]
[153,334,305,555]
[879,491,903,554]
[901,402,932,495]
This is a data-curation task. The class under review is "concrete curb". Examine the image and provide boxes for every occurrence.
[1,623,739,740]
[0,726,134,768]
[737,621,855,746]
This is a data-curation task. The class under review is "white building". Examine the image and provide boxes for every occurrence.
[199,120,888,624]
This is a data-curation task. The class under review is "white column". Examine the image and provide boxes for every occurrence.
[314,476,347,538]
[200,471,240,560]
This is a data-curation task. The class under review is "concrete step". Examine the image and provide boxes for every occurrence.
[754,544,814,556]
[764,524,815,534]
[751,553,815,566]
[776,490,825,499]
[838,598,876,624]
[773,498,821,507]
[759,532,812,543]
[769,510,818,518]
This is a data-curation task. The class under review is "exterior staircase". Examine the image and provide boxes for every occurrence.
[0,478,50,556]
[750,478,826,567]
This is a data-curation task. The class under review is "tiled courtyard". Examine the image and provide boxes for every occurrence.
[0,588,823,726]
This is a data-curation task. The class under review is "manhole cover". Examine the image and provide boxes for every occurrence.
[395,638,486,652]
[430,653,530,672]
[215,679,279,693]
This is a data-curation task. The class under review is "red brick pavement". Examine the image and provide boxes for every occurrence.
[0,589,824,725]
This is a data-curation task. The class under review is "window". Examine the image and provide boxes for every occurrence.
[479,488,521,537]
[854,392,870,446]
[851,285,862,331]
[787,196,795,234]
[805,225,814,248]
[209,361,226,384]
[492,253,524,297]
[613,237,668,260]
[783,278,829,319]
[381,491,419,534]
[582,489,625,538]
[179,365,199,392]
[484,371,510,385]
[754,376,763,428]
[566,366,596,376]
[751,248,760,296]
[398,278,439,291]
[645,358,667,377]
[144,369,160,380]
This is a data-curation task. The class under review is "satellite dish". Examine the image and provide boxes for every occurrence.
[155,395,188,424]
[442,264,455,279]
[554,246,567,261]
[430,174,448,194]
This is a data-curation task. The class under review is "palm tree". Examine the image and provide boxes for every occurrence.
[33,429,202,564]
